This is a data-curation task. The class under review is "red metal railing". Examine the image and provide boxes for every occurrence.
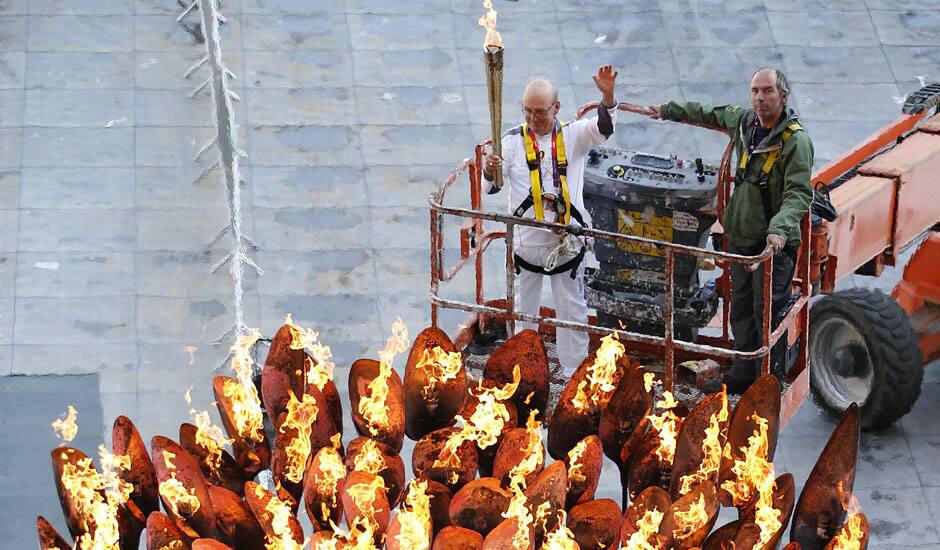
[429,102,812,423]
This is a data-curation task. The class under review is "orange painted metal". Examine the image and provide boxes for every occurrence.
[894,232,940,362]
[859,131,940,248]
[824,175,897,287]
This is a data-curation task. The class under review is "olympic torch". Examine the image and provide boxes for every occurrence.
[480,1,505,191]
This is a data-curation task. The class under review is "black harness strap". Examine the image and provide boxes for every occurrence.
[514,246,586,279]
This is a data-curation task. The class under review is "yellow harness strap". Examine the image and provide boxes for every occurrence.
[739,122,803,174]
[522,121,571,224]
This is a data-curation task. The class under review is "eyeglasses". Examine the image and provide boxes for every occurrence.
[521,105,554,117]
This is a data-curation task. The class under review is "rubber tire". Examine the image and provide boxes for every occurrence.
[809,287,923,430]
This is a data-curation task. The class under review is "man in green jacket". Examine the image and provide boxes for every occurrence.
[648,67,814,393]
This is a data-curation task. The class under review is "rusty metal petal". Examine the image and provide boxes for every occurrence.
[36,515,70,550]
[269,411,307,508]
[483,329,549,422]
[719,374,781,506]
[791,403,860,550]
[701,519,741,550]
[449,477,511,536]
[433,525,484,550]
[482,517,534,550]
[348,358,406,453]
[619,485,671,548]
[670,392,729,500]
[737,473,796,550]
[244,481,305,547]
[783,543,802,550]
[659,480,721,549]
[207,485,265,550]
[600,364,653,463]
[145,511,192,550]
[50,446,94,539]
[422,478,453,536]
[412,427,478,493]
[346,436,407,508]
[113,415,160,517]
[567,498,621,550]
[151,436,217,539]
[262,324,308,424]
[492,426,545,488]
[548,351,628,460]
[565,434,603,508]
[212,375,271,477]
[179,423,246,496]
[626,427,671,502]
[304,445,346,532]
[404,326,469,440]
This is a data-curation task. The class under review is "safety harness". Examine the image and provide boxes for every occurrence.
[512,120,586,278]
[737,121,803,223]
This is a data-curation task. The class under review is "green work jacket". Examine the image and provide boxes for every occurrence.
[660,101,814,248]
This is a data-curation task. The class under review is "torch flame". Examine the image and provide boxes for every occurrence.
[567,438,590,485]
[395,478,432,550]
[284,313,335,391]
[358,318,409,436]
[416,346,463,403]
[572,333,625,412]
[479,0,503,49]
[281,391,319,484]
[158,450,201,518]
[227,328,265,443]
[184,387,233,478]
[52,405,79,443]
[624,507,665,550]
[647,391,681,466]
[678,391,728,496]
[671,493,709,542]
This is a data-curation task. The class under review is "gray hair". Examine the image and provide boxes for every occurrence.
[523,77,559,104]
[751,66,790,97]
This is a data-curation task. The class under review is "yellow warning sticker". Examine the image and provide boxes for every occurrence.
[616,209,673,257]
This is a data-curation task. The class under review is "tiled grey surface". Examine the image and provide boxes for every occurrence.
[1,0,939,544]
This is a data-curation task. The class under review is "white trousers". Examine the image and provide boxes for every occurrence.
[513,244,589,374]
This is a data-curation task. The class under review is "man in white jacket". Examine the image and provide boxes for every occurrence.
[482,65,618,374]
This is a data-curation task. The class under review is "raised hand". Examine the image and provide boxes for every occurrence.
[592,64,618,106]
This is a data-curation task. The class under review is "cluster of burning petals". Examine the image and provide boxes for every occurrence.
[38,319,868,550]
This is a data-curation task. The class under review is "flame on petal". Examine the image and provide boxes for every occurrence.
[52,405,79,443]
[284,313,335,391]
[572,334,625,412]
[395,479,432,550]
[624,508,664,550]
[647,391,681,466]
[416,346,463,403]
[158,451,201,518]
[358,318,409,436]
[281,391,319,484]
[678,391,728,496]
[313,438,345,522]
[566,438,589,485]
[671,493,709,542]
[503,410,544,550]
[184,387,233,478]
[540,510,579,550]
[227,329,265,443]
[258,484,304,550]
[433,365,521,478]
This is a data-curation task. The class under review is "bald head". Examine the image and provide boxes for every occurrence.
[521,77,560,135]
[523,78,558,105]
